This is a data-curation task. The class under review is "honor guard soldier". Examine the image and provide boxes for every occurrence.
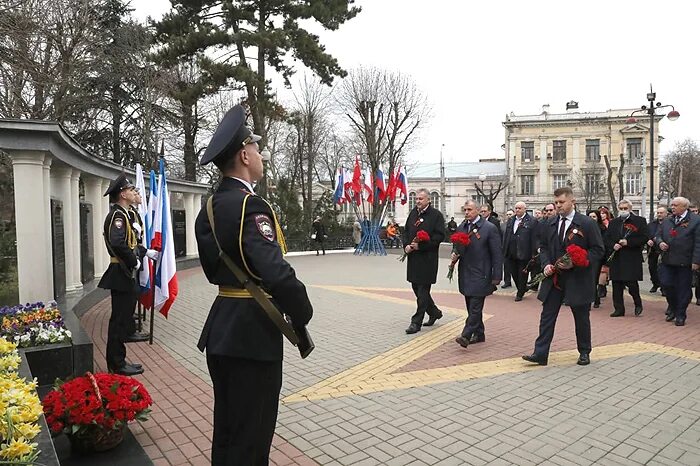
[195,105,313,465]
[126,192,152,342]
[98,175,150,375]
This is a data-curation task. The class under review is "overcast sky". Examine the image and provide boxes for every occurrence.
[131,0,698,165]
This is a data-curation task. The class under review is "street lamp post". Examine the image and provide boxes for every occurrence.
[478,173,487,207]
[626,85,679,221]
[259,148,271,197]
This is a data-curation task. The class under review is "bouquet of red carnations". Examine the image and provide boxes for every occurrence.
[446,232,471,282]
[528,244,589,289]
[606,223,639,263]
[398,230,430,262]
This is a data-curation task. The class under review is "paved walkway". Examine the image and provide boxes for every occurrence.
[80,254,700,465]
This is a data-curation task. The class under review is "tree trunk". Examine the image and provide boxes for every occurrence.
[181,101,197,181]
[110,84,122,164]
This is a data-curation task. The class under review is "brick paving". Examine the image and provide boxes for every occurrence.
[80,253,700,465]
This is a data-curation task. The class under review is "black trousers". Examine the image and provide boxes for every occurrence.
[315,240,325,255]
[460,295,485,338]
[533,286,591,358]
[506,257,529,297]
[107,289,137,369]
[411,283,440,326]
[207,354,282,466]
[660,264,694,321]
[611,280,642,312]
[648,250,661,288]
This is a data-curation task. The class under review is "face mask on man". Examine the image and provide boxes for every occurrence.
[619,211,630,219]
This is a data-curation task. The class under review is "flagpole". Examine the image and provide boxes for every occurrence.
[149,255,158,345]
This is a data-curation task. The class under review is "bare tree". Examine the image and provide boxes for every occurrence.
[571,168,604,213]
[603,154,625,216]
[660,139,700,205]
[474,181,508,213]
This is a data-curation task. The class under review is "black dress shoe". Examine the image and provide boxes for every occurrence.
[454,336,469,348]
[469,334,485,344]
[696,299,700,306]
[405,324,421,334]
[424,311,443,327]
[610,310,625,317]
[675,319,686,327]
[128,362,143,370]
[593,302,600,308]
[650,286,658,293]
[514,295,523,302]
[522,354,547,366]
[634,306,643,316]
[665,314,676,322]
[125,332,150,343]
[577,354,590,366]
[661,289,666,296]
[501,284,511,289]
[111,364,144,376]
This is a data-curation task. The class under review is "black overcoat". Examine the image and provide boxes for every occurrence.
[605,214,648,281]
[455,217,503,296]
[402,204,445,284]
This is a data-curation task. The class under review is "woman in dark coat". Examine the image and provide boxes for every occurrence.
[312,216,327,255]
[588,210,607,308]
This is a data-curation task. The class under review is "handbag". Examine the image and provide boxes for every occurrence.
[310,233,316,240]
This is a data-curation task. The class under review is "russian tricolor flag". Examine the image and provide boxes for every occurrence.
[333,168,345,204]
[374,168,386,202]
[397,165,409,205]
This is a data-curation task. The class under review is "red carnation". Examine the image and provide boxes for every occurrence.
[670,229,678,238]
[565,244,590,267]
[624,223,639,233]
[416,230,430,242]
[450,232,471,246]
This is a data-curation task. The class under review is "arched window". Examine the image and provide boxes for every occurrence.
[408,192,417,210]
[430,192,441,212]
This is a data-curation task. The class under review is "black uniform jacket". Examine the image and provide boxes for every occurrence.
[98,204,140,293]
[654,212,700,267]
[605,214,648,282]
[503,213,538,261]
[402,204,445,285]
[537,211,605,307]
[195,178,313,361]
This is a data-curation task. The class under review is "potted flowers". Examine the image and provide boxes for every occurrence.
[42,372,153,454]
[0,337,43,464]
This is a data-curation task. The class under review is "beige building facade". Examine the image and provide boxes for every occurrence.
[503,103,663,217]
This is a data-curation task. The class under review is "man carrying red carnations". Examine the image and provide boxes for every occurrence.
[452,200,502,349]
[402,188,445,334]
[523,186,604,367]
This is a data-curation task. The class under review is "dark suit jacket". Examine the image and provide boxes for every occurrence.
[455,217,503,296]
[605,214,648,281]
[484,215,501,236]
[195,178,313,361]
[503,213,537,261]
[98,204,140,293]
[654,212,700,267]
[403,204,445,284]
[537,211,605,307]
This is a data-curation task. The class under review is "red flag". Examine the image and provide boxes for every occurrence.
[386,166,397,202]
[352,156,362,193]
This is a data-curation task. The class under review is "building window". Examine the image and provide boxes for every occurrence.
[585,139,600,162]
[553,140,566,162]
[408,192,417,210]
[553,174,567,189]
[627,138,642,160]
[521,175,534,195]
[625,173,641,195]
[585,174,600,194]
[430,191,441,212]
[521,141,534,163]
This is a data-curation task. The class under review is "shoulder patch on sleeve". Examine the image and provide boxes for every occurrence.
[114,217,124,229]
[255,214,276,242]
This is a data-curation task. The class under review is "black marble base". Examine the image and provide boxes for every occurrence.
[52,427,153,466]
[21,342,73,387]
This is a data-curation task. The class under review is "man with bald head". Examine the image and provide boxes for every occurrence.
[654,197,700,326]
[502,201,537,301]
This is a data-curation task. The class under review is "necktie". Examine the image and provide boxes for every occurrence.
[559,216,567,243]
[675,216,681,225]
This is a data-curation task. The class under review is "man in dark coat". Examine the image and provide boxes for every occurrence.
[447,217,458,235]
[195,105,314,465]
[502,201,538,301]
[654,196,700,326]
[454,200,503,348]
[647,206,668,294]
[402,188,446,334]
[605,200,649,317]
[312,216,327,255]
[98,174,152,376]
[523,187,604,366]
[501,209,514,288]
[480,204,501,231]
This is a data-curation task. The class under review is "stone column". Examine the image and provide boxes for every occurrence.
[571,137,581,174]
[83,176,105,280]
[98,179,112,274]
[10,151,53,303]
[183,192,196,256]
[539,137,548,197]
[69,170,83,291]
[51,167,78,294]
[43,156,53,292]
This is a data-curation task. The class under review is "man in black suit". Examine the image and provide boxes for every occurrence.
[523,186,604,366]
[647,206,668,294]
[501,209,514,289]
[196,105,314,465]
[655,197,700,326]
[403,188,446,334]
[480,204,501,231]
[502,201,537,301]
[447,217,458,236]
[454,201,503,348]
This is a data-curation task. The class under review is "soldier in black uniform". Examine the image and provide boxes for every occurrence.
[195,105,313,465]
[98,175,149,375]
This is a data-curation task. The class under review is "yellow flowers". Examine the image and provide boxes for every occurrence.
[0,337,40,464]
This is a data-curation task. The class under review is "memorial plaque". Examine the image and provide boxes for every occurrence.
[172,209,186,258]
[79,202,94,283]
[50,199,66,301]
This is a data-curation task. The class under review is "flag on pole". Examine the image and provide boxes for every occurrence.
[362,167,373,203]
[135,164,150,293]
[333,167,345,204]
[150,159,178,318]
[397,165,409,205]
[352,156,362,194]
[374,167,386,202]
[386,166,397,202]
[138,170,158,309]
